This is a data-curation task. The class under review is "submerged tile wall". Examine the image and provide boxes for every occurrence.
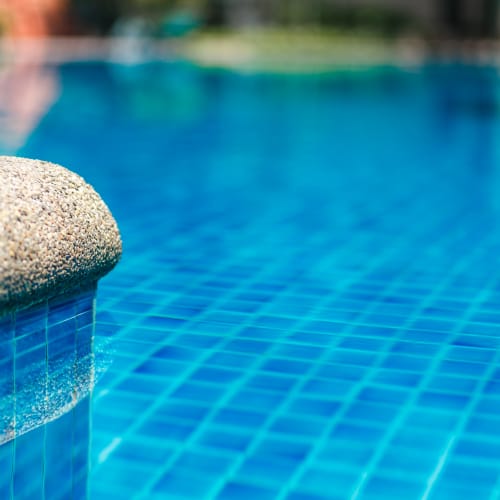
[0,396,90,499]
[0,285,96,498]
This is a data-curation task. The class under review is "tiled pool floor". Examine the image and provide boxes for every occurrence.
[9,60,500,498]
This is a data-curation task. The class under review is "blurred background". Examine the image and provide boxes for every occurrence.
[0,0,498,39]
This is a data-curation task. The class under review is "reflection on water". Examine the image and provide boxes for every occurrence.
[0,43,59,153]
[0,286,96,498]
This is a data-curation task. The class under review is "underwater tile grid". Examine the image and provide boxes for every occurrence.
[6,60,500,498]
[92,238,500,500]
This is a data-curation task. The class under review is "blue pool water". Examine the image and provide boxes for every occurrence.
[4,60,500,498]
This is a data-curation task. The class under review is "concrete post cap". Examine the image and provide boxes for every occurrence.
[0,156,122,314]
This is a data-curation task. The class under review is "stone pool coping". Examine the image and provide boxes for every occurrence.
[1,35,500,71]
[1,35,421,71]
[0,156,121,315]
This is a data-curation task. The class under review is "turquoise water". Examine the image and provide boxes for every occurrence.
[6,61,500,498]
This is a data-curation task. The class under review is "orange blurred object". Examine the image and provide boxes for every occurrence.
[0,0,71,37]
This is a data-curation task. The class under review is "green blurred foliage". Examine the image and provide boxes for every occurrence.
[68,0,418,37]
[319,5,416,37]
[69,0,201,34]
[70,0,121,34]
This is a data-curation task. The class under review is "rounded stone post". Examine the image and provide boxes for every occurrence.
[0,156,122,498]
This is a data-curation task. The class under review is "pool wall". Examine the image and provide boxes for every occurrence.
[0,285,95,498]
[0,284,96,443]
[0,396,91,499]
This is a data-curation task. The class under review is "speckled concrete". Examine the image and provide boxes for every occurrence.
[0,156,122,315]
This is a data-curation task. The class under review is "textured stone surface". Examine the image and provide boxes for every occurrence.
[0,156,122,314]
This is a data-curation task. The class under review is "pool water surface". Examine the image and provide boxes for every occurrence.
[4,60,500,499]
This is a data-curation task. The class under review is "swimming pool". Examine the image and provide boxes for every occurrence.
[4,60,500,498]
